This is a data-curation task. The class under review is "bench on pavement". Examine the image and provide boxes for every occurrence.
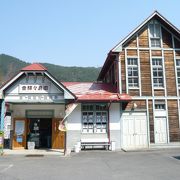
[81,139,111,150]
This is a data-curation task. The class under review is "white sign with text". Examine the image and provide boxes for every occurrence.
[19,84,50,94]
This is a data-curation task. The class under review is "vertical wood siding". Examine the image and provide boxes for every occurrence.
[125,100,146,110]
[138,27,149,47]
[164,50,177,96]
[148,100,154,143]
[151,50,162,57]
[127,49,138,56]
[125,36,137,47]
[120,52,126,93]
[128,89,139,96]
[140,50,152,96]
[154,89,165,96]
[168,100,180,142]
[162,27,173,48]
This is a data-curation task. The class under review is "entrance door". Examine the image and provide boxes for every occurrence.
[28,119,52,148]
[122,112,148,150]
[52,119,64,149]
[13,119,27,149]
[155,117,167,144]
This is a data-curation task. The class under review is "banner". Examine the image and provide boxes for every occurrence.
[58,103,78,131]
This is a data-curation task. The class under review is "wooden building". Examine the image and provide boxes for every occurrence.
[1,11,180,152]
[98,11,180,149]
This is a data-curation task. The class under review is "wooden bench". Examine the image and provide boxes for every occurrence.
[81,139,111,150]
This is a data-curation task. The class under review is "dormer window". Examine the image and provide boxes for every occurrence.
[149,21,161,47]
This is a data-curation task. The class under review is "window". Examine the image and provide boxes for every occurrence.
[82,104,108,133]
[149,21,161,47]
[155,102,166,110]
[127,58,139,88]
[152,58,163,87]
[176,59,180,87]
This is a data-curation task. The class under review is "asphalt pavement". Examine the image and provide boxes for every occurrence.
[0,148,180,180]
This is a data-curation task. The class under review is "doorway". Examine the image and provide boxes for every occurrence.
[154,117,167,144]
[121,112,148,150]
[13,119,27,149]
[28,118,52,149]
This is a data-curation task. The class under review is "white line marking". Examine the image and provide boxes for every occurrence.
[0,164,13,173]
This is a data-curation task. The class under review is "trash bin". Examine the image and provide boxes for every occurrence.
[27,141,35,150]
[111,141,116,151]
[74,143,80,153]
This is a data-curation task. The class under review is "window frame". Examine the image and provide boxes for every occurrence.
[127,57,139,89]
[149,21,162,48]
[152,58,164,88]
[81,104,108,134]
[176,59,180,88]
[155,102,166,110]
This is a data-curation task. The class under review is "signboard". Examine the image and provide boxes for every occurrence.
[4,116,11,139]
[19,84,50,94]
[15,121,25,136]
[0,136,3,146]
[0,132,3,150]
[16,135,23,143]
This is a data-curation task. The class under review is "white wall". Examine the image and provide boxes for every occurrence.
[5,75,65,103]
[109,103,121,149]
[12,104,65,118]
[66,104,81,150]
[67,104,81,130]
[109,103,120,130]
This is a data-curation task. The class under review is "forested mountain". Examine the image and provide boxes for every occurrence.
[0,54,101,85]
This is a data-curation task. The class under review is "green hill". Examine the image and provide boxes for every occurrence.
[0,54,101,85]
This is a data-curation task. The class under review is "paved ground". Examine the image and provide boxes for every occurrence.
[1,148,180,180]
[3,149,64,156]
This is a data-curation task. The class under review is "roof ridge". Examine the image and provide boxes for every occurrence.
[21,63,47,71]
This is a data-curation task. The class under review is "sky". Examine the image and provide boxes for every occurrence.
[0,0,180,67]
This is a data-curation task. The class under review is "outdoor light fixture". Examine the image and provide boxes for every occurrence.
[133,102,137,110]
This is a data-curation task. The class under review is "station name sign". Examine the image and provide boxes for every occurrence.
[19,84,50,93]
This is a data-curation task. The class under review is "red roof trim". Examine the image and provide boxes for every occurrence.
[62,82,132,102]
[21,63,47,71]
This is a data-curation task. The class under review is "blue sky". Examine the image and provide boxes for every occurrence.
[0,0,179,67]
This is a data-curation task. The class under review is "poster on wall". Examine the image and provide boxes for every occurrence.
[16,135,23,143]
[4,116,11,139]
[15,121,25,136]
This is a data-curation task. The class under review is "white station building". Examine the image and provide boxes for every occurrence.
[0,63,131,152]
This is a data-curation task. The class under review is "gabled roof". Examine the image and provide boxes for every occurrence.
[112,10,180,52]
[98,11,180,80]
[21,63,47,71]
[0,64,75,100]
[62,82,131,102]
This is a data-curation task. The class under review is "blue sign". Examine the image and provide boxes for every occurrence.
[16,136,23,143]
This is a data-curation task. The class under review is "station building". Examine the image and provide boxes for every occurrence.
[1,11,180,151]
